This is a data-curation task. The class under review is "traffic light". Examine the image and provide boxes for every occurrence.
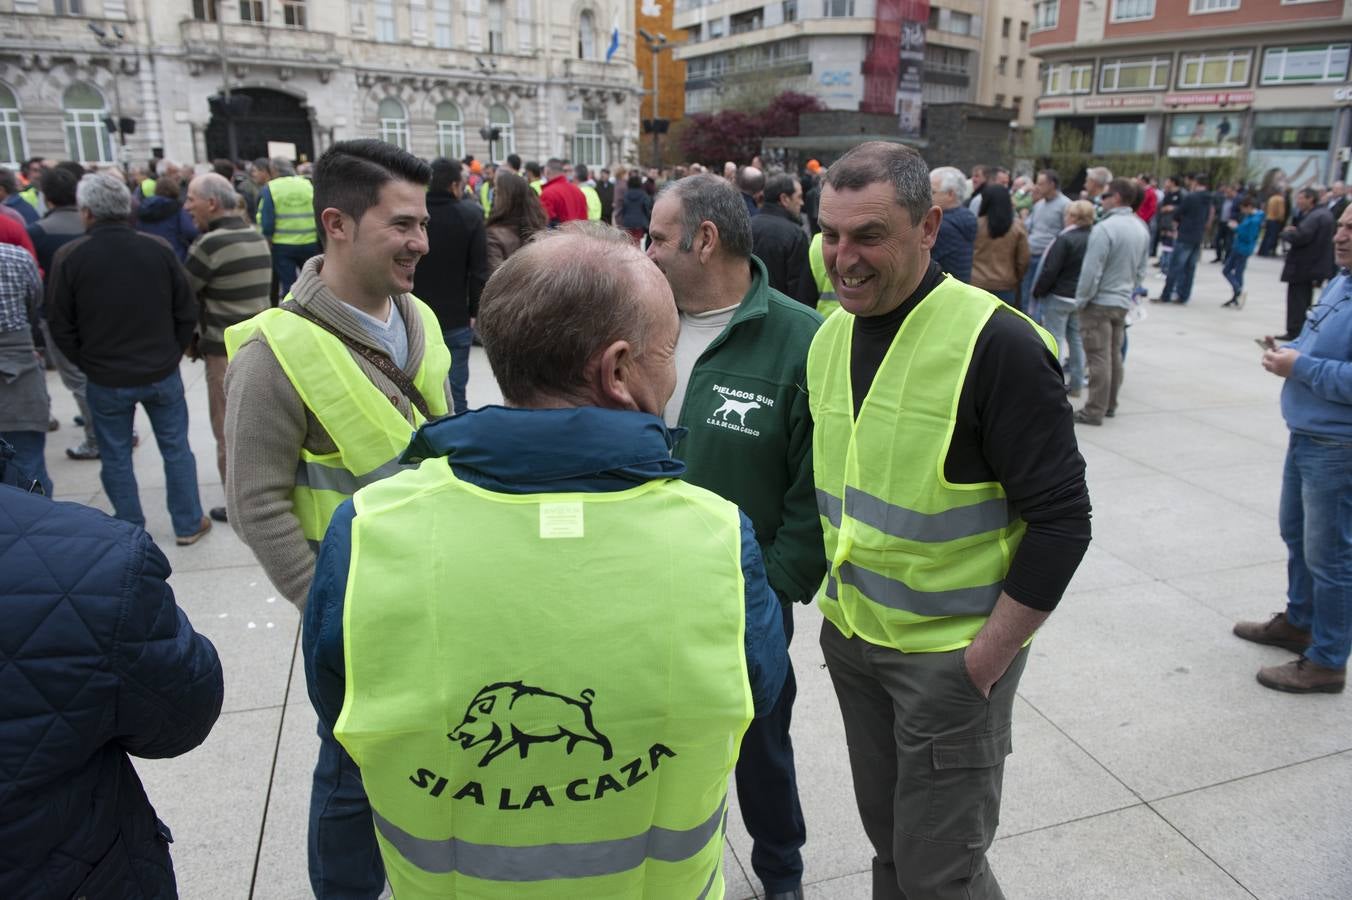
[103,116,136,135]
[208,94,253,118]
[478,125,502,142]
[642,118,670,134]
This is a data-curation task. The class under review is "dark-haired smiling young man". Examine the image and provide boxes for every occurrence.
[223,139,452,897]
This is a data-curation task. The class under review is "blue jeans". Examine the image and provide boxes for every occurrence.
[310,724,384,899]
[0,430,52,496]
[85,370,204,537]
[734,601,806,892]
[273,243,320,298]
[1038,296,1085,391]
[1222,252,1249,295]
[1162,240,1200,303]
[443,326,474,415]
[1280,432,1352,670]
[1021,251,1047,321]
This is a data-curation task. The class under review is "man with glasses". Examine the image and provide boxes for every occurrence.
[1234,204,1352,693]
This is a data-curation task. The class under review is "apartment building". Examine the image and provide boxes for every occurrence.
[672,0,1043,129]
[1030,0,1352,186]
[0,0,642,170]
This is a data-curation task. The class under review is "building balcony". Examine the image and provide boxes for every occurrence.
[179,19,342,67]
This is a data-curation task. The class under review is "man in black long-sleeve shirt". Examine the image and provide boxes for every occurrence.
[413,157,488,414]
[47,171,209,544]
[808,142,1091,900]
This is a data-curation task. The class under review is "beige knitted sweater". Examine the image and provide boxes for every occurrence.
[224,254,453,609]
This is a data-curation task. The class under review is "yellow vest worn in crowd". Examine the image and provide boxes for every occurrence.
[335,462,754,898]
[478,180,493,216]
[580,184,602,221]
[808,233,839,319]
[530,179,543,195]
[140,178,157,198]
[223,298,450,545]
[268,175,318,245]
[18,185,40,210]
[808,276,1057,653]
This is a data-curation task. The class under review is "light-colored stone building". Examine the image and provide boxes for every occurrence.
[0,0,642,171]
[672,0,1041,128]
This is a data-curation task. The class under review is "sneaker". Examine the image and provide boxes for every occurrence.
[176,516,213,546]
[48,416,60,432]
[1222,298,1237,308]
[1105,408,1116,418]
[66,440,99,460]
[209,506,229,523]
[1072,410,1102,426]
[1233,612,1312,653]
[1237,290,1247,309]
[74,415,85,427]
[1256,658,1345,694]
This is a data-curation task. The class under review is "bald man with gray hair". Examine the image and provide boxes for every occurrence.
[183,171,273,521]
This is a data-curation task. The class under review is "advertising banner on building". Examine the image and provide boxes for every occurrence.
[896,0,930,138]
[861,0,902,115]
[1166,112,1243,157]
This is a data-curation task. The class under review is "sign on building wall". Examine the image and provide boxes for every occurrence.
[1166,112,1243,157]
[895,0,929,138]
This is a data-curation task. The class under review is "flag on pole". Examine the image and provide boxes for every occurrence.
[605,17,620,63]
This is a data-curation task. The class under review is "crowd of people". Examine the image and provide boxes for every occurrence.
[0,133,1348,900]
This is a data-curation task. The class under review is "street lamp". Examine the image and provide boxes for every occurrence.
[87,23,131,170]
[638,28,676,169]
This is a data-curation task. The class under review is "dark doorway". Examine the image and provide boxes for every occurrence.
[205,87,314,162]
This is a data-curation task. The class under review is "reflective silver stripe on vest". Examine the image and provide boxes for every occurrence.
[370,795,727,882]
[816,489,842,528]
[844,487,1012,543]
[295,457,407,495]
[826,563,1002,617]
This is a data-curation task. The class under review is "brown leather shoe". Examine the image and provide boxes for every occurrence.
[1256,658,1345,694]
[1233,612,1311,654]
[176,516,213,546]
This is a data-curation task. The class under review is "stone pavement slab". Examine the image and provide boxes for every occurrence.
[30,251,1349,898]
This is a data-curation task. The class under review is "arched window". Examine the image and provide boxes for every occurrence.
[573,119,605,169]
[63,82,112,164]
[0,84,27,168]
[435,101,464,160]
[487,103,514,163]
[578,10,596,60]
[377,97,409,149]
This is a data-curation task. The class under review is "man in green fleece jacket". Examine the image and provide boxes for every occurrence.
[648,174,825,900]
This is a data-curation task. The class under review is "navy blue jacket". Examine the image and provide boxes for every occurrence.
[305,405,788,735]
[935,204,978,283]
[0,483,224,899]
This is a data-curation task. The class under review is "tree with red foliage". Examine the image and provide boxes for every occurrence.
[678,91,826,166]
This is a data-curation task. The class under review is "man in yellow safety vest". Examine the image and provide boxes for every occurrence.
[259,156,321,296]
[809,141,1091,900]
[304,223,787,899]
[224,138,453,898]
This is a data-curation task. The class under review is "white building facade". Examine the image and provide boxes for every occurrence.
[0,0,642,170]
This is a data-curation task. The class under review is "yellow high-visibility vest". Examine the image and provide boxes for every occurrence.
[808,276,1056,653]
[224,297,450,545]
[268,175,318,246]
[808,232,839,318]
[335,461,754,898]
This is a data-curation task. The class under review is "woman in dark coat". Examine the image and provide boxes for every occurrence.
[619,173,653,246]
[134,177,199,263]
[1033,199,1095,397]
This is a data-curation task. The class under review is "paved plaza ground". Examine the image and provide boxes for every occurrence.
[33,252,1351,899]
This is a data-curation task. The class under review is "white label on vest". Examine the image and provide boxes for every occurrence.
[539,502,584,539]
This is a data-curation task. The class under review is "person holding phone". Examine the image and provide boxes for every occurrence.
[1234,204,1352,693]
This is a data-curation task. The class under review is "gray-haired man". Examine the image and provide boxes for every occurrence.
[183,172,272,522]
[46,172,209,544]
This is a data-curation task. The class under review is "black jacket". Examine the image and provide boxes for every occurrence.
[414,192,489,330]
[1033,225,1091,300]
[595,178,615,227]
[619,188,652,230]
[1282,206,1336,284]
[46,221,197,388]
[0,483,223,899]
[751,204,810,299]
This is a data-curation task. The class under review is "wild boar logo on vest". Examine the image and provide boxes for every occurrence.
[449,681,613,767]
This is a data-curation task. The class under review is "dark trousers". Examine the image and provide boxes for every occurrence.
[310,723,384,899]
[1212,224,1232,260]
[1286,281,1316,338]
[443,326,474,415]
[1259,220,1284,257]
[821,621,1027,900]
[733,601,806,893]
[273,242,320,299]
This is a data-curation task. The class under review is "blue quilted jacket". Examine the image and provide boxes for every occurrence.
[0,481,224,899]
